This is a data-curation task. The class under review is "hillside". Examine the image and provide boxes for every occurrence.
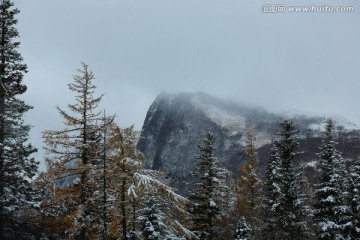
[137,92,360,194]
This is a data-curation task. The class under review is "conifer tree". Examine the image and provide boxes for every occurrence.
[138,188,182,240]
[234,217,252,240]
[42,63,107,239]
[107,124,189,240]
[0,0,38,238]
[187,130,230,240]
[277,120,310,239]
[263,120,310,239]
[350,158,360,239]
[262,145,283,239]
[107,124,146,239]
[313,119,352,239]
[89,111,114,240]
[236,131,263,236]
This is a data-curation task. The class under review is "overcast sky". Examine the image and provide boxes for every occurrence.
[11,0,360,169]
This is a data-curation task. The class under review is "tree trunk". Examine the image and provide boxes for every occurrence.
[121,177,128,240]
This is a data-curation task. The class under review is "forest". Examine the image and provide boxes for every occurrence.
[1,1,360,239]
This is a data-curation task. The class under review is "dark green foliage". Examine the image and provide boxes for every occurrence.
[263,120,311,239]
[0,0,38,239]
[138,189,178,240]
[313,119,352,239]
[350,158,360,238]
[234,217,252,240]
[187,130,230,240]
[262,145,283,239]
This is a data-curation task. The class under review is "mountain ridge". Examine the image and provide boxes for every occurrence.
[137,92,360,194]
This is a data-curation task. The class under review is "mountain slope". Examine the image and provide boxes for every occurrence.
[137,92,360,194]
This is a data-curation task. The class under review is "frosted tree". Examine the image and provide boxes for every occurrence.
[262,145,283,239]
[0,0,38,239]
[236,131,263,236]
[350,157,360,238]
[107,124,146,239]
[107,124,190,240]
[87,111,114,240]
[138,188,183,240]
[313,119,352,239]
[262,120,311,239]
[42,63,108,239]
[234,217,252,240]
[187,130,230,240]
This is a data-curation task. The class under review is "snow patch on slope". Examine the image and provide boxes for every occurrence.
[191,97,246,135]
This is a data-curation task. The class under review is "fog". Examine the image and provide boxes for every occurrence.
[12,0,360,169]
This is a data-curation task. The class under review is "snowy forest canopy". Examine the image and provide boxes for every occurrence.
[1,1,360,240]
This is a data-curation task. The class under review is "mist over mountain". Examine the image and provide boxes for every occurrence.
[137,92,360,194]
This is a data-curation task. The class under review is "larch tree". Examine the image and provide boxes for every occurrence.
[88,111,114,240]
[187,130,230,240]
[107,124,189,240]
[313,119,352,239]
[107,124,146,239]
[236,130,263,236]
[0,0,38,239]
[42,63,108,239]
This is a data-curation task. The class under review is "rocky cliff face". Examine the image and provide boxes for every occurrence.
[137,92,360,194]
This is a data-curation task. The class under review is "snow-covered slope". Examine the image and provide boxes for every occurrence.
[137,92,360,194]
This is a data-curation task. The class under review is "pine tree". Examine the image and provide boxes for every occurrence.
[236,131,263,236]
[0,0,38,238]
[138,189,181,240]
[234,217,252,240]
[350,158,360,239]
[313,119,352,239]
[277,120,311,239]
[42,63,107,239]
[262,120,310,239]
[262,144,284,239]
[187,130,230,240]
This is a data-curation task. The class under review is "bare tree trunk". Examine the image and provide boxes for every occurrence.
[121,177,128,240]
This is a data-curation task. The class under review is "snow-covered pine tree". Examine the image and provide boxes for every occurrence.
[133,170,190,240]
[350,157,360,239]
[313,119,352,239]
[263,120,310,240]
[138,188,182,240]
[42,63,107,239]
[276,120,311,239]
[0,0,38,239]
[236,131,263,236]
[262,144,284,239]
[234,217,252,240]
[187,130,230,240]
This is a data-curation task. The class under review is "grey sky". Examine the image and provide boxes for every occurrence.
[11,0,360,169]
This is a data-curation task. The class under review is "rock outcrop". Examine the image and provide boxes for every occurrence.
[137,92,360,194]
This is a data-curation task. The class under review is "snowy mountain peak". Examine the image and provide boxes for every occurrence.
[137,92,360,194]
